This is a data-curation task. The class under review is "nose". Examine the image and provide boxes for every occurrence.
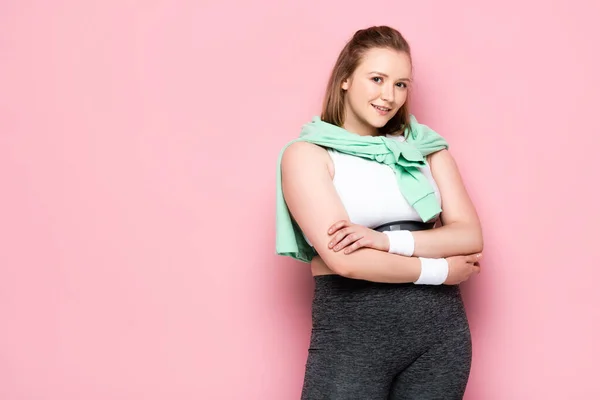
[380,83,395,104]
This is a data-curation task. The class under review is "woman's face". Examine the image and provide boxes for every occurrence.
[341,47,411,136]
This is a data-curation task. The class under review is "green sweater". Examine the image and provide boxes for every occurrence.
[276,115,449,263]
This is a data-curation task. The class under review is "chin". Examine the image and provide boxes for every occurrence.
[367,117,392,129]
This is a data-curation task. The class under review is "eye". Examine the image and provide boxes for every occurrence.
[396,82,408,88]
[371,76,383,83]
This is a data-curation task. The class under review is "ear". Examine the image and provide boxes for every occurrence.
[341,78,350,91]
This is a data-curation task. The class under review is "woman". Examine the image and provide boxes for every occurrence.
[276,26,483,399]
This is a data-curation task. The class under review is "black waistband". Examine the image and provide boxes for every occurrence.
[373,220,436,232]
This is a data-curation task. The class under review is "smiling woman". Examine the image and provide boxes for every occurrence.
[275,25,483,399]
[340,48,412,135]
[320,29,415,138]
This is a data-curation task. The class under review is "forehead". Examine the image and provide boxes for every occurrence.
[355,47,411,77]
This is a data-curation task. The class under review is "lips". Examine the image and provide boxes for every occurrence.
[372,104,391,115]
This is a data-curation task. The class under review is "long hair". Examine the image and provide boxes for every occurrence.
[321,26,413,136]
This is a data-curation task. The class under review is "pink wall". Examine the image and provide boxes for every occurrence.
[1,1,599,398]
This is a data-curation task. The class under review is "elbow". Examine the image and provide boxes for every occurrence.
[461,222,483,254]
[327,257,360,279]
[451,222,484,255]
[472,231,484,254]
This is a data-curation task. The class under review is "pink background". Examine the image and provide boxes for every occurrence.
[1,1,599,399]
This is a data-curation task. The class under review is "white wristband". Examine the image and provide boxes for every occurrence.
[383,230,415,257]
[415,258,449,285]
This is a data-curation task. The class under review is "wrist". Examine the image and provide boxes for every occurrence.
[383,230,415,256]
[409,257,422,282]
[378,231,390,252]
[415,257,448,285]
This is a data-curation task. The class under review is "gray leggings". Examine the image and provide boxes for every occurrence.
[301,275,472,400]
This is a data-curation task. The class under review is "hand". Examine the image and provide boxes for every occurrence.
[443,253,482,285]
[327,220,389,254]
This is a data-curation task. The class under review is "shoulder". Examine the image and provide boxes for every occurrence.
[281,141,333,178]
[427,149,462,180]
[282,141,328,161]
[428,148,453,164]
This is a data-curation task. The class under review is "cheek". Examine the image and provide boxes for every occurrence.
[365,84,381,100]
[350,82,378,103]
[397,90,409,106]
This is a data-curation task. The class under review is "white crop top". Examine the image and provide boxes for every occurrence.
[303,134,442,246]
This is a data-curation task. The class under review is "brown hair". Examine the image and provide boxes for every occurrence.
[321,26,412,136]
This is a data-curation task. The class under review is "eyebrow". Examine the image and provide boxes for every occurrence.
[368,71,411,81]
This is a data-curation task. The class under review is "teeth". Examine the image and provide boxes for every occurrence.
[374,105,390,111]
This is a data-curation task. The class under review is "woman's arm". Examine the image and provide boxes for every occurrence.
[410,149,483,258]
[281,141,422,283]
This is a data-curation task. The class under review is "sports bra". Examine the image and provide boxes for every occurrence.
[303,134,441,246]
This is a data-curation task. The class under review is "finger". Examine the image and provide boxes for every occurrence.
[328,220,349,235]
[334,233,362,252]
[329,227,351,248]
[344,238,367,254]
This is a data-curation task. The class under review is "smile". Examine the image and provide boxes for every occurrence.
[372,104,391,114]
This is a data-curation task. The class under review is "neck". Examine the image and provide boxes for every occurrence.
[342,112,378,137]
